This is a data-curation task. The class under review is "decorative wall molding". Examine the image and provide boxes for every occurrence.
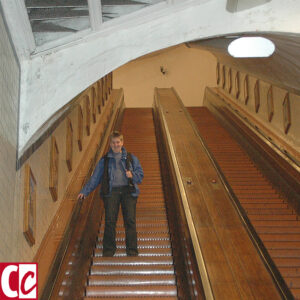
[85,96,91,136]
[215,63,299,164]
[216,62,220,85]
[227,68,232,94]
[211,87,300,166]
[34,88,124,295]
[244,75,249,104]
[254,80,260,113]
[97,81,102,113]
[267,85,274,122]
[66,118,73,172]
[91,87,96,124]
[222,65,226,89]
[23,164,36,246]
[77,105,83,152]
[49,136,59,202]
[235,71,240,99]
[283,93,291,134]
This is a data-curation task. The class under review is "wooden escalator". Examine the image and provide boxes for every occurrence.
[84,108,178,299]
[188,107,300,299]
[53,101,295,299]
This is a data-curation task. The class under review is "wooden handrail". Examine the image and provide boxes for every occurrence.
[153,89,210,300]
[40,90,124,300]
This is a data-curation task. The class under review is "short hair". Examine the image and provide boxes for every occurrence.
[110,131,123,141]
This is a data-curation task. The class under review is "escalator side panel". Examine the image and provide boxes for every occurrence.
[188,106,298,299]
[154,88,281,300]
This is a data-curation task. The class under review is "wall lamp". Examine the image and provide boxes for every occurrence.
[160,66,167,75]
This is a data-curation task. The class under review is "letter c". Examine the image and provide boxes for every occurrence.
[20,271,36,295]
[1,265,18,298]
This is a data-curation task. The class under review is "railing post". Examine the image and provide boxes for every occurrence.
[87,0,102,30]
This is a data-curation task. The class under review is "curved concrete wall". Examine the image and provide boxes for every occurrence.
[18,0,300,156]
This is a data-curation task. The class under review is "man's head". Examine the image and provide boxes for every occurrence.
[110,131,124,153]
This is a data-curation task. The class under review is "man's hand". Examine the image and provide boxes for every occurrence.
[77,193,86,200]
[126,171,133,178]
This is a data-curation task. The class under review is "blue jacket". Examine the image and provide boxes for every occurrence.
[80,147,144,197]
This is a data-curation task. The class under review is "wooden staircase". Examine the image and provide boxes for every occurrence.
[188,107,300,299]
[84,108,178,299]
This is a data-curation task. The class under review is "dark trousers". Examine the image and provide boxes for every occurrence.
[103,186,138,256]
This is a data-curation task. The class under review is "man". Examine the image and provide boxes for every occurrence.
[78,131,144,256]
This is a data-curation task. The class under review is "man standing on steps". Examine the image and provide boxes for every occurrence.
[78,131,144,257]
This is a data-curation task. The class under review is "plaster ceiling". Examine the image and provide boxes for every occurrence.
[187,32,300,95]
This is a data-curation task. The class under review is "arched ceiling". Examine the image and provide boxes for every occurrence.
[12,0,300,157]
[187,32,300,95]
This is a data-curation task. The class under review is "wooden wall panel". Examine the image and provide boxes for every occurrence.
[243,75,249,104]
[235,71,240,99]
[214,63,299,167]
[254,80,260,113]
[49,136,59,202]
[97,81,102,114]
[91,87,96,123]
[283,93,291,134]
[66,118,73,172]
[227,68,232,94]
[267,85,274,122]
[222,65,226,89]
[23,164,36,246]
[85,95,90,136]
[77,105,83,151]
[216,62,220,85]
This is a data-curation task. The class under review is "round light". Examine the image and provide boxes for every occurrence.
[228,37,275,58]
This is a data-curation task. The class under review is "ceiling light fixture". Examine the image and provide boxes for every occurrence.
[228,37,275,58]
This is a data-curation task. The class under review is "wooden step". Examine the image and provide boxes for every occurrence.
[85,285,177,298]
[88,274,176,286]
[269,249,300,258]
[90,265,175,276]
[243,203,288,209]
[98,232,170,241]
[84,296,177,300]
[96,239,171,249]
[256,226,300,234]
[273,258,300,267]
[92,256,173,266]
[246,208,294,215]
[248,214,297,221]
[93,247,172,257]
[260,233,300,242]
